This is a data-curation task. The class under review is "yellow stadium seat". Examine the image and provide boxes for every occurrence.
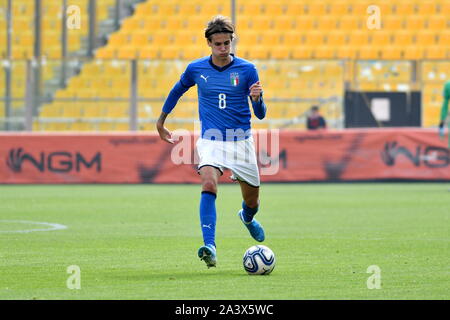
[261,31,281,46]
[117,47,138,59]
[238,1,265,15]
[383,16,404,30]
[11,46,33,59]
[161,16,185,30]
[335,46,356,60]
[306,2,327,16]
[405,15,426,31]
[394,1,416,15]
[403,46,424,60]
[285,2,306,15]
[182,46,208,60]
[437,31,450,45]
[292,46,314,59]
[131,33,152,47]
[424,107,441,124]
[359,46,380,60]
[426,46,448,59]
[281,31,303,47]
[439,2,450,15]
[295,16,315,31]
[352,0,393,14]
[338,15,362,31]
[173,31,200,46]
[95,47,115,59]
[348,30,370,45]
[152,2,178,16]
[326,31,347,46]
[250,16,274,30]
[262,3,285,16]
[381,46,403,60]
[160,46,181,59]
[270,46,290,59]
[235,16,251,31]
[177,3,200,16]
[314,46,335,59]
[415,31,437,46]
[303,31,325,46]
[237,31,260,46]
[416,1,437,15]
[151,32,174,46]
[42,47,62,59]
[199,3,225,16]
[328,1,350,15]
[427,15,447,30]
[392,30,414,46]
[316,16,338,31]
[247,46,270,60]
[371,31,392,45]
[120,18,145,32]
[273,16,295,31]
[185,17,207,31]
[108,33,131,47]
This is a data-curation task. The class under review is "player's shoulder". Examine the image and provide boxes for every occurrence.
[186,56,210,70]
[233,55,257,69]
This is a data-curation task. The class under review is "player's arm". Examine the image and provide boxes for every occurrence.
[249,81,266,120]
[156,111,174,144]
[157,65,195,143]
[156,81,189,144]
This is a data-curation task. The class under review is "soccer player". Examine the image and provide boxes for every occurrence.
[438,80,450,141]
[156,16,267,268]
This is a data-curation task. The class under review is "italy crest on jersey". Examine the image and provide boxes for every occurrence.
[230,72,239,86]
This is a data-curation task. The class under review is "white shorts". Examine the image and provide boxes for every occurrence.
[196,137,260,187]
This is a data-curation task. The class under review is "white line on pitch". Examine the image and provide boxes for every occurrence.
[0,220,68,234]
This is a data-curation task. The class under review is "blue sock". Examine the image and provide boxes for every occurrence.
[200,191,217,248]
[242,201,259,223]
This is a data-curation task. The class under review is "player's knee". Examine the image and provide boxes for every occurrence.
[202,180,217,194]
[244,198,259,209]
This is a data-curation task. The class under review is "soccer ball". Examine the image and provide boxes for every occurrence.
[243,245,276,275]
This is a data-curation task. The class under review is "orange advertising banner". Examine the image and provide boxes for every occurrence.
[0,128,449,184]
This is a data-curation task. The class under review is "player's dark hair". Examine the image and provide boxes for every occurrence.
[205,15,235,41]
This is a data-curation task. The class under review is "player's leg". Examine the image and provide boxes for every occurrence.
[239,179,259,221]
[197,165,221,267]
[237,179,265,242]
[229,137,265,242]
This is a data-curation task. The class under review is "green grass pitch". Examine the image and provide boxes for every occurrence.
[0,183,448,300]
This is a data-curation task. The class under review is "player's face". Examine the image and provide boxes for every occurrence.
[207,33,232,59]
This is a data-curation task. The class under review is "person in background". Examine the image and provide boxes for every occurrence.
[307,105,327,130]
[438,80,449,140]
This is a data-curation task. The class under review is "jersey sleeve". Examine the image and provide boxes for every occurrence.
[179,63,196,88]
[247,64,267,120]
[246,64,260,93]
[162,64,196,114]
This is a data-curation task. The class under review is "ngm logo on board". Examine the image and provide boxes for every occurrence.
[6,148,102,173]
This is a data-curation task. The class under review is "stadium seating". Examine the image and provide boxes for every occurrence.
[1,0,449,131]
[0,0,120,130]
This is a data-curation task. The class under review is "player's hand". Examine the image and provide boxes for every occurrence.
[438,121,445,138]
[249,81,263,102]
[157,125,174,144]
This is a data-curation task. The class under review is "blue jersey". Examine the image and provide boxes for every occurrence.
[162,54,266,141]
